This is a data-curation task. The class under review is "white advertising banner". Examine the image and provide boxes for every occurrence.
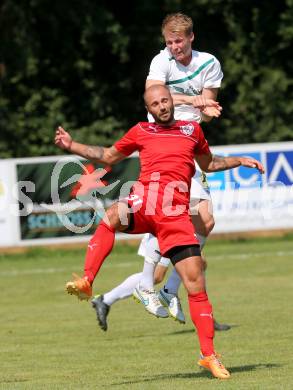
[209,142,293,233]
[0,141,292,248]
[0,160,20,246]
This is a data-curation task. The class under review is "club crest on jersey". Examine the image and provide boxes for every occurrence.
[180,123,194,136]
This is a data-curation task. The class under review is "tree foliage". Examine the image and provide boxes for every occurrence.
[0,0,292,157]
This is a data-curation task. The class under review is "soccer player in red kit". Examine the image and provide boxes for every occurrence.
[55,84,264,379]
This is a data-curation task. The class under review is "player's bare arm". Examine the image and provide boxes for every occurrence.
[54,126,126,165]
[201,88,221,122]
[146,80,221,121]
[195,153,265,174]
[170,93,221,111]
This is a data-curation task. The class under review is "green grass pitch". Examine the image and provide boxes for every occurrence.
[0,235,293,389]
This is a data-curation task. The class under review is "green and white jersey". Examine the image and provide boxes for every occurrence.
[147,48,223,122]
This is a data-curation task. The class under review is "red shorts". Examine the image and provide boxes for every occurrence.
[122,184,198,256]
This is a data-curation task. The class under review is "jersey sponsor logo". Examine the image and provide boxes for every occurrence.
[180,123,194,136]
[172,85,201,96]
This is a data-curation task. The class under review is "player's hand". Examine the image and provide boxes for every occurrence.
[191,96,222,118]
[239,157,265,174]
[191,96,221,109]
[201,105,222,118]
[55,126,72,150]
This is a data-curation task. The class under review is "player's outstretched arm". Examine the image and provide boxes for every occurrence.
[54,126,126,165]
[196,153,265,174]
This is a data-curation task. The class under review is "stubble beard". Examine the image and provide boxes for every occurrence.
[156,107,175,126]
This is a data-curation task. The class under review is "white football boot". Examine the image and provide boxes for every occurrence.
[133,284,169,318]
[159,288,186,324]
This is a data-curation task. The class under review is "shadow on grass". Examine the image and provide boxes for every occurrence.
[110,371,211,386]
[168,324,239,336]
[109,363,281,386]
[119,325,239,340]
[167,328,195,335]
[229,363,280,374]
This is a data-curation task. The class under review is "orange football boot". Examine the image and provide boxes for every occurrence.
[66,273,92,300]
[198,353,230,379]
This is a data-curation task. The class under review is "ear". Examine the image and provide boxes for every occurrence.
[190,32,195,43]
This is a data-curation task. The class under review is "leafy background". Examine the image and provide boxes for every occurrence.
[0,0,292,157]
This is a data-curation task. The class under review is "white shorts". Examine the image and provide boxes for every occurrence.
[137,233,171,267]
[190,168,211,201]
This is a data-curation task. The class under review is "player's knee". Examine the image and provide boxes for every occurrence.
[104,203,127,230]
[144,255,159,266]
[154,273,164,284]
[154,266,167,284]
[185,266,203,284]
[104,207,119,227]
[182,271,205,294]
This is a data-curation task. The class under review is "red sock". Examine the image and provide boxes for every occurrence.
[83,221,115,284]
[188,291,215,356]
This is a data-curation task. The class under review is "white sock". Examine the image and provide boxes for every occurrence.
[139,257,155,290]
[103,272,142,306]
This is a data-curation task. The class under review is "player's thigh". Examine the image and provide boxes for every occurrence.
[174,256,203,280]
[103,201,130,230]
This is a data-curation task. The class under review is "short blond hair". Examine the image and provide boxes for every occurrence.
[161,13,193,36]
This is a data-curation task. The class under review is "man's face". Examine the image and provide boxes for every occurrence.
[163,30,194,65]
[145,87,174,125]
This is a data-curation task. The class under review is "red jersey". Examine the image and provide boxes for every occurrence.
[114,120,210,206]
